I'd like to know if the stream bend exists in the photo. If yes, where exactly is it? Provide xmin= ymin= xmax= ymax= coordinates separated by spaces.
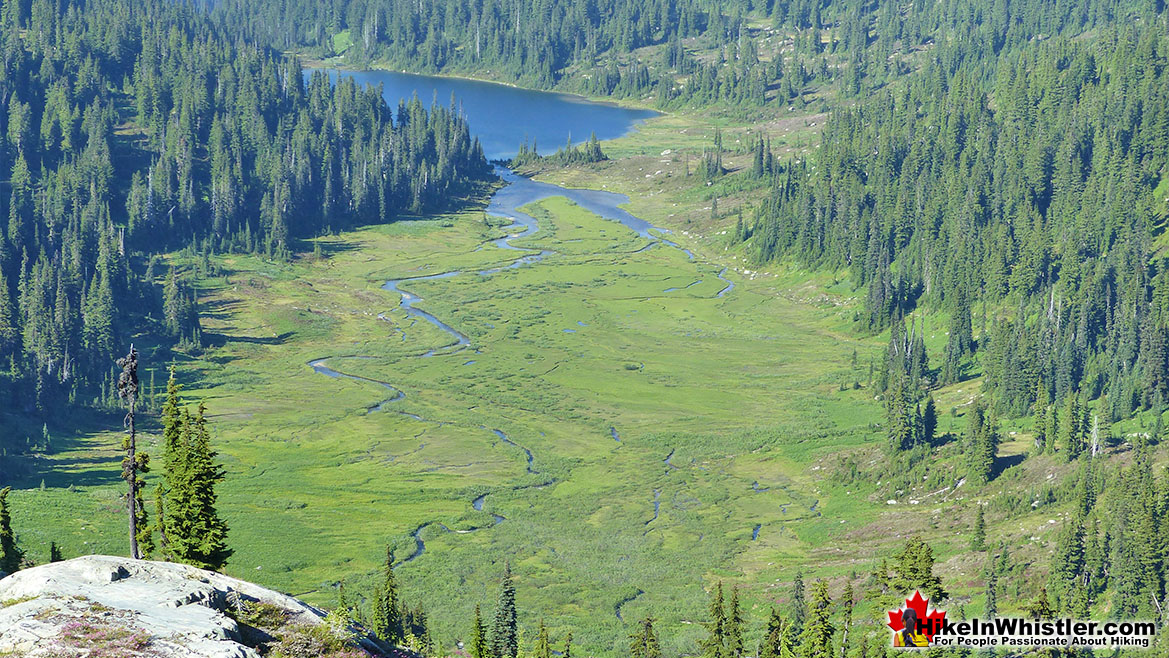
xmin=309 ymin=167 xmax=735 ymax=567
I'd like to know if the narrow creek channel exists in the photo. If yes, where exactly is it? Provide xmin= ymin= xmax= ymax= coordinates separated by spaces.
xmin=308 ymin=166 xmax=735 ymax=569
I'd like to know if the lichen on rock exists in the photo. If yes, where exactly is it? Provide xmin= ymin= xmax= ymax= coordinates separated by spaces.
xmin=0 ymin=555 xmax=388 ymax=658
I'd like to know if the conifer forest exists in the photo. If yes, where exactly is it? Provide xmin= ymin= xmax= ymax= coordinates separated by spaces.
xmin=3 ymin=0 xmax=1169 ymax=656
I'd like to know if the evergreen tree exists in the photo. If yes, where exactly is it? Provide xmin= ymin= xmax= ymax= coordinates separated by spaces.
xmin=335 ymin=580 xmax=353 ymax=622
xmin=838 ymin=581 xmax=854 ymax=658
xmin=893 ymin=536 xmax=946 ymax=601
xmin=971 ymin=505 xmax=987 ymax=551
xmin=965 ymin=404 xmax=999 ymax=485
xmin=1082 ymin=516 xmax=1107 ymax=606
xmin=156 ymin=367 xmax=184 ymax=556
xmin=372 ymin=546 xmax=402 ymax=644
xmin=758 ymin=607 xmax=795 ymax=658
xmin=789 ymin=572 xmax=807 ymax=638
xmin=885 ymin=374 xmax=914 ymax=452
xmin=797 ymin=580 xmax=834 ymax=658
xmin=162 ymin=268 xmax=183 ymax=340
xmin=153 ymin=485 xmax=168 ymax=556
xmin=1044 ymin=403 xmax=1059 ymax=454
xmin=866 ymin=559 xmax=891 ymax=601
xmin=0 ymin=487 xmax=23 ymax=574
xmin=0 ymin=271 xmax=16 ymax=363
xmin=726 ymin=587 xmax=744 ymax=658
xmin=535 ymin=619 xmax=552 ymax=658
xmin=1033 ymin=378 xmax=1050 ymax=453
xmin=920 ymin=396 xmax=938 ymax=446
xmin=630 ymin=617 xmax=662 ymax=658
xmin=472 ymin=605 xmax=488 ymax=658
xmin=155 ymin=369 xmax=229 ymax=570
xmin=491 ymin=562 xmax=518 ymax=658
xmin=1051 ymin=518 xmax=1086 ymax=614
xmin=1023 ymin=587 xmax=1055 ymax=619
xmin=701 ymin=581 xmax=727 ymax=658
xmin=183 ymin=404 xmax=230 ymax=569
xmin=1061 ymin=394 xmax=1082 ymax=461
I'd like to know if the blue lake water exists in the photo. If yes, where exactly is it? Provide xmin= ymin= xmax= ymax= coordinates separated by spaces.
xmin=311 ymin=69 xmax=659 ymax=160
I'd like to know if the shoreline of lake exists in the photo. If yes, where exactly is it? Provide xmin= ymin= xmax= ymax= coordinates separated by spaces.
xmin=308 ymin=67 xmax=660 ymax=161
xmin=295 ymin=54 xmax=667 ymax=115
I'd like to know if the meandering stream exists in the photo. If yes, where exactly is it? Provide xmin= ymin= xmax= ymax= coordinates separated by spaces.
xmin=307 ymin=166 xmax=738 ymax=573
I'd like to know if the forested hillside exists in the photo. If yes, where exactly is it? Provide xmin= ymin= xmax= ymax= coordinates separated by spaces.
xmin=740 ymin=14 xmax=1169 ymax=423
xmin=0 ymin=0 xmax=490 ymax=434
xmin=7 ymin=0 xmax=1169 ymax=654
xmin=211 ymin=0 xmax=1162 ymax=109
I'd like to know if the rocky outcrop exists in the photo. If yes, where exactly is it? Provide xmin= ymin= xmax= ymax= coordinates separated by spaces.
xmin=0 ymin=555 xmax=384 ymax=657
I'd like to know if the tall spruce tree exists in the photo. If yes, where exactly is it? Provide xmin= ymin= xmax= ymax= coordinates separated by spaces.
xmin=372 ymin=546 xmax=402 ymax=644
xmin=701 ymin=581 xmax=727 ymax=658
xmin=156 ymin=367 xmax=184 ymax=556
xmin=971 ymin=505 xmax=987 ymax=551
xmin=920 ymin=396 xmax=938 ymax=446
xmin=965 ymin=404 xmax=999 ymax=485
xmin=1061 ymin=394 xmax=1083 ymax=461
xmin=491 ymin=562 xmax=518 ymax=658
xmin=789 ymin=572 xmax=807 ymax=638
xmin=1023 ymin=587 xmax=1055 ymax=619
xmin=0 ymin=487 xmax=23 ymax=574
xmin=797 ymin=580 xmax=834 ymax=658
xmin=184 ymin=404 xmax=230 ymax=569
xmin=1044 ymin=403 xmax=1059 ymax=453
xmin=1033 ymin=378 xmax=1050 ymax=453
xmin=726 ymin=587 xmax=744 ymax=658
xmin=1050 ymin=518 xmax=1086 ymax=613
xmin=758 ymin=607 xmax=795 ymax=658
xmin=838 ymin=582 xmax=854 ymax=658
xmin=472 ymin=605 xmax=489 ymax=658
xmin=885 ymin=374 xmax=914 ymax=452
xmin=630 ymin=617 xmax=662 ymax=658
xmin=155 ymin=368 xmax=229 ymax=570
xmin=535 ymin=619 xmax=552 ymax=658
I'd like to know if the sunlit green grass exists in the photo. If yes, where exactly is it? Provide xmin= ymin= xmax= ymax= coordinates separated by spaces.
xmin=7 ymin=188 xmax=892 ymax=655
xmin=6 ymin=101 xmax=1091 ymax=654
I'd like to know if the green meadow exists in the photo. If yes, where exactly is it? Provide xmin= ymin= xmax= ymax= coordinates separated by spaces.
xmin=4 ymin=102 xmax=1099 ymax=654
xmin=6 ymin=171 xmax=899 ymax=653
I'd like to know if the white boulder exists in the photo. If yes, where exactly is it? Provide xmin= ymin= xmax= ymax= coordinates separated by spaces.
xmin=0 ymin=555 xmax=374 ymax=658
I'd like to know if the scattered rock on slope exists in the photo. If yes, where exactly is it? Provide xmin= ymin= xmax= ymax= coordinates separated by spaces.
xmin=0 ymin=555 xmax=389 ymax=657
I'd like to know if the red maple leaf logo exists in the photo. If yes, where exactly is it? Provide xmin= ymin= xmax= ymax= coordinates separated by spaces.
xmin=887 ymin=591 xmax=947 ymax=642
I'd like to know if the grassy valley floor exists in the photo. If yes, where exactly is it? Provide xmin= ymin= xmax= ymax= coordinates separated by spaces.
xmin=8 ymin=107 xmax=1080 ymax=655
xmin=8 ymin=167 xmax=891 ymax=653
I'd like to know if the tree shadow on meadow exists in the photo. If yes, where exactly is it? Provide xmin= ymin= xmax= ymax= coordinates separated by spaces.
xmin=0 ymin=410 xmax=129 ymax=491
xmin=201 ymin=331 xmax=294 ymax=349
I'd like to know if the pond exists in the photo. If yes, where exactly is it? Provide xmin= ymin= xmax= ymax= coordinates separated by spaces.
xmin=312 ymin=69 xmax=658 ymax=160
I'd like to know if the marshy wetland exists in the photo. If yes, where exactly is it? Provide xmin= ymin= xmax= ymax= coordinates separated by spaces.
xmin=13 ymin=75 xmax=886 ymax=655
